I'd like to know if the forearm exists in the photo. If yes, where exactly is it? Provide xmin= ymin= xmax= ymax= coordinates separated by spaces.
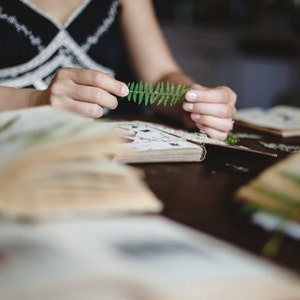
xmin=156 ymin=71 xmax=194 ymax=88
xmin=151 ymin=71 xmax=196 ymax=128
xmin=0 ymin=86 xmax=46 ymax=112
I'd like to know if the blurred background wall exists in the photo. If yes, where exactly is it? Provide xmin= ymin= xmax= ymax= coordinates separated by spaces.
xmin=152 ymin=0 xmax=300 ymax=109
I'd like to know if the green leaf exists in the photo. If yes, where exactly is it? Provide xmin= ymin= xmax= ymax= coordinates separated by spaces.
xmin=138 ymin=81 xmax=144 ymax=105
xmin=133 ymin=82 xmax=139 ymax=102
xmin=127 ymin=82 xmax=133 ymax=101
xmin=124 ymin=81 xmax=189 ymax=107
xmin=154 ymin=82 xmax=161 ymax=95
xmin=144 ymin=82 xmax=150 ymax=106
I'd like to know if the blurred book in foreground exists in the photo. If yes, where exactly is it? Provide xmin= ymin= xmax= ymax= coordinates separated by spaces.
xmin=0 ymin=106 xmax=162 ymax=218
xmin=234 ymin=105 xmax=300 ymax=137
xmin=1 ymin=215 xmax=300 ymax=300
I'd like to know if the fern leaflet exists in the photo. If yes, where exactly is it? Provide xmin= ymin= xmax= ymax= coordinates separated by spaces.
xmin=126 ymin=81 xmax=189 ymax=106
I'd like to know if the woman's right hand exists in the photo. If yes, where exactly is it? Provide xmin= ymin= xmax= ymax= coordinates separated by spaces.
xmin=39 ymin=68 xmax=129 ymax=118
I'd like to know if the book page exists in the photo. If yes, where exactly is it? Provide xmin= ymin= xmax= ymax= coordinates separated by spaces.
xmin=0 ymin=106 xmax=118 ymax=171
xmin=106 ymin=120 xmax=206 ymax=163
xmin=107 ymin=120 xmax=276 ymax=158
xmin=110 ymin=120 xmax=205 ymax=151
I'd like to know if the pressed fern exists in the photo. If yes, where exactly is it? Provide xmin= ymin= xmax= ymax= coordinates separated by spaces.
xmin=125 ymin=81 xmax=189 ymax=106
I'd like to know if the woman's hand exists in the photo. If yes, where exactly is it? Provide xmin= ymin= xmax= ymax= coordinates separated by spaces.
xmin=183 ymin=84 xmax=237 ymax=140
xmin=39 ymin=68 xmax=129 ymax=118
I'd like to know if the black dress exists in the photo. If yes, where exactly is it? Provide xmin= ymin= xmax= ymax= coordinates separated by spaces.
xmin=0 ymin=0 xmax=124 ymax=89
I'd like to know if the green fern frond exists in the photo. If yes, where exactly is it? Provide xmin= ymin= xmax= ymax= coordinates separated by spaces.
xmin=125 ymin=81 xmax=189 ymax=106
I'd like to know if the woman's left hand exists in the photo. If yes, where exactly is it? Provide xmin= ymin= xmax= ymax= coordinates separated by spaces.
xmin=182 ymin=84 xmax=237 ymax=141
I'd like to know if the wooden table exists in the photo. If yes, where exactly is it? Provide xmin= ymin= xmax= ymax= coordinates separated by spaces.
xmin=116 ymin=113 xmax=300 ymax=274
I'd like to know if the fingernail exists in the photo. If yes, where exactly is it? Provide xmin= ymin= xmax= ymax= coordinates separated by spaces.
xmin=191 ymin=113 xmax=200 ymax=120
xmin=121 ymin=85 xmax=129 ymax=96
xmin=186 ymin=91 xmax=197 ymax=101
xmin=183 ymin=102 xmax=193 ymax=111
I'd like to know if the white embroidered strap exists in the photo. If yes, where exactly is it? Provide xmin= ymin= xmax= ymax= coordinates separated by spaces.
xmin=1 ymin=31 xmax=115 ymax=89
xmin=81 ymin=0 xmax=119 ymax=52
xmin=0 ymin=6 xmax=44 ymax=52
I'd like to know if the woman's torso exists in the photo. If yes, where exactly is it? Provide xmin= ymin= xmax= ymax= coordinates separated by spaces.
xmin=0 ymin=0 xmax=124 ymax=89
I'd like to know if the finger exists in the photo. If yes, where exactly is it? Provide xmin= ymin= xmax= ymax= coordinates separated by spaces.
xmin=196 ymin=124 xmax=229 ymax=141
xmin=191 ymin=113 xmax=234 ymax=133
xmin=183 ymin=102 xmax=236 ymax=119
xmin=52 ymin=97 xmax=105 ymax=118
xmin=71 ymin=84 xmax=119 ymax=110
xmin=186 ymin=86 xmax=236 ymax=104
xmin=55 ymin=68 xmax=129 ymax=97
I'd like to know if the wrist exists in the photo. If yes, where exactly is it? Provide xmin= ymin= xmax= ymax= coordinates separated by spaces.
xmin=28 ymin=89 xmax=49 ymax=107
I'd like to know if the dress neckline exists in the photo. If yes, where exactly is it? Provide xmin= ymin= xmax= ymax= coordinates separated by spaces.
xmin=19 ymin=0 xmax=92 ymax=29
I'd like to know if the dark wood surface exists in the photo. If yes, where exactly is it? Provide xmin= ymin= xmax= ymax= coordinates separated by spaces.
xmin=114 ymin=113 xmax=300 ymax=274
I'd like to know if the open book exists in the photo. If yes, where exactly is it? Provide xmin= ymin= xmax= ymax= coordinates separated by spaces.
xmin=107 ymin=120 xmax=207 ymax=163
xmin=234 ymin=105 xmax=300 ymax=137
xmin=0 ymin=106 xmax=162 ymax=218
xmin=105 ymin=119 xmax=277 ymax=161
